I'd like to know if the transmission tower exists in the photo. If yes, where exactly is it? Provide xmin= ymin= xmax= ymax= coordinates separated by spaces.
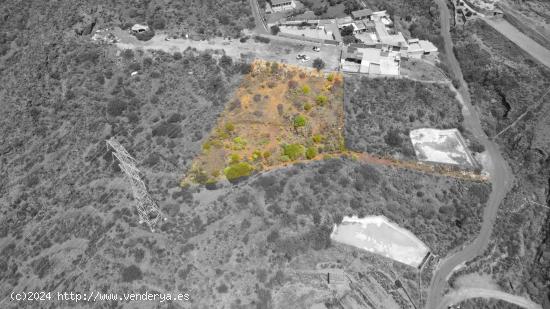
xmin=106 ymin=138 xmax=163 ymax=231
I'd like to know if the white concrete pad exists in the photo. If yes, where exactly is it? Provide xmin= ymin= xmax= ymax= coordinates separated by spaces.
xmin=331 ymin=215 xmax=430 ymax=267
xmin=409 ymin=128 xmax=475 ymax=168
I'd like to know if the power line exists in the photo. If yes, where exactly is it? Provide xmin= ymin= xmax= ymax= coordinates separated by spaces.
xmin=106 ymin=138 xmax=164 ymax=231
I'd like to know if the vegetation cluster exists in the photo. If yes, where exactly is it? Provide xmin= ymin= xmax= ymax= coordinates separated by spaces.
xmin=186 ymin=61 xmax=345 ymax=183
xmin=0 ymin=0 xmax=253 ymax=44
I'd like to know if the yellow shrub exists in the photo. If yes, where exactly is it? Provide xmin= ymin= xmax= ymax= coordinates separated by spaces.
xmin=229 ymin=153 xmax=241 ymax=164
xmin=225 ymin=122 xmax=235 ymax=132
xmin=316 ymin=95 xmax=328 ymax=106
xmin=312 ymin=134 xmax=324 ymax=143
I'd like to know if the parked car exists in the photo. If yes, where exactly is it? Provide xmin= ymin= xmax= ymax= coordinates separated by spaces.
xmin=296 ymin=54 xmax=311 ymax=62
xmin=312 ymin=46 xmax=320 ymax=52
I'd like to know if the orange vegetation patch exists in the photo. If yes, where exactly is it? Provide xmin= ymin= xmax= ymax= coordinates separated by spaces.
xmin=183 ymin=60 xmax=345 ymax=184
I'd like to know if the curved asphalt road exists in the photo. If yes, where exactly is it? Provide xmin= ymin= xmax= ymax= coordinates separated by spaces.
xmin=425 ymin=0 xmax=515 ymax=308
xmin=249 ymin=0 xmax=269 ymax=34
xmin=441 ymin=288 xmax=543 ymax=309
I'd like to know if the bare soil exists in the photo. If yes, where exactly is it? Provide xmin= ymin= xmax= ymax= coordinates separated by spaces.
xmin=185 ymin=60 xmax=344 ymax=184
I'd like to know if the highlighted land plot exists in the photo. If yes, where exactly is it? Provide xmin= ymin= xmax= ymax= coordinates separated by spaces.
xmin=331 ymin=216 xmax=430 ymax=268
xmin=409 ymin=128 xmax=476 ymax=168
xmin=184 ymin=60 xmax=345 ymax=184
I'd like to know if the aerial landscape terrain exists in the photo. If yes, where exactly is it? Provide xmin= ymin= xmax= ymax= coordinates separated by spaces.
xmin=0 ymin=0 xmax=549 ymax=308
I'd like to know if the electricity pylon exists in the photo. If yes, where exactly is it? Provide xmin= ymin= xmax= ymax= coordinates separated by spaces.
xmin=106 ymin=138 xmax=162 ymax=231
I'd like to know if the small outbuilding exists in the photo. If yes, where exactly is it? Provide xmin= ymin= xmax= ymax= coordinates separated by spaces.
xmin=131 ymin=24 xmax=150 ymax=33
xmin=268 ymin=0 xmax=296 ymax=12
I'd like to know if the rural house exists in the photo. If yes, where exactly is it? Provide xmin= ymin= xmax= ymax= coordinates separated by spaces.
xmin=268 ymin=0 xmax=296 ymax=12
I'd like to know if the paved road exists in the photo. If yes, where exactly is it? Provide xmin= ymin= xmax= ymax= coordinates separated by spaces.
xmin=425 ymin=0 xmax=515 ymax=308
xmin=249 ymin=0 xmax=269 ymax=34
xmin=483 ymin=17 xmax=550 ymax=69
xmin=441 ymin=288 xmax=543 ymax=309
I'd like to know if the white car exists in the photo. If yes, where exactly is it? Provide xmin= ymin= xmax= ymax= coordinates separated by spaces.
xmin=312 ymin=46 xmax=320 ymax=52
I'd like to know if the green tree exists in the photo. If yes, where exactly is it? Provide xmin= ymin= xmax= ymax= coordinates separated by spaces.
xmin=225 ymin=122 xmax=235 ymax=132
xmin=293 ymin=115 xmax=307 ymax=128
xmin=306 ymin=146 xmax=318 ymax=159
xmin=384 ymin=128 xmax=403 ymax=147
xmin=312 ymin=58 xmax=325 ymax=71
xmin=229 ymin=153 xmax=241 ymax=164
xmin=312 ymin=134 xmax=324 ymax=143
xmin=224 ymin=162 xmax=254 ymax=180
xmin=121 ymin=265 xmax=143 ymax=282
xmin=220 ymin=55 xmax=233 ymax=67
xmin=316 ymin=95 xmax=328 ymax=106
xmin=341 ymin=25 xmax=354 ymax=37
xmin=270 ymin=25 xmax=280 ymax=35
xmin=283 ymin=144 xmax=305 ymax=160
xmin=344 ymin=0 xmax=361 ymax=14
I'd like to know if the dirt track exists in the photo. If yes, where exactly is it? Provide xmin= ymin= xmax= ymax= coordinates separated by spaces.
xmin=113 ymin=29 xmax=342 ymax=71
xmin=483 ymin=17 xmax=550 ymax=68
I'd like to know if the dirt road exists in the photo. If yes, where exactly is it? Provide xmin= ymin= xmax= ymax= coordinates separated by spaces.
xmin=113 ymin=29 xmax=341 ymax=71
xmin=441 ymin=288 xmax=543 ymax=309
xmin=483 ymin=17 xmax=550 ymax=69
xmin=425 ymin=0 xmax=515 ymax=308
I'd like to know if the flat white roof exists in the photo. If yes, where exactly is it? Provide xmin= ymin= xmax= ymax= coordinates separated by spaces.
xmin=408 ymin=41 xmax=424 ymax=54
xmin=419 ymin=40 xmax=438 ymax=53
xmin=359 ymin=48 xmax=399 ymax=75
xmin=374 ymin=20 xmax=407 ymax=47
xmin=372 ymin=10 xmax=387 ymax=16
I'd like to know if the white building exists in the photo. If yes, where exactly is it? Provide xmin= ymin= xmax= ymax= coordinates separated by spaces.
xmin=342 ymin=47 xmax=400 ymax=76
xmin=131 ymin=24 xmax=149 ymax=33
xmin=268 ymin=0 xmax=296 ymax=12
xmin=406 ymin=38 xmax=439 ymax=58
xmin=359 ymin=48 xmax=400 ymax=75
